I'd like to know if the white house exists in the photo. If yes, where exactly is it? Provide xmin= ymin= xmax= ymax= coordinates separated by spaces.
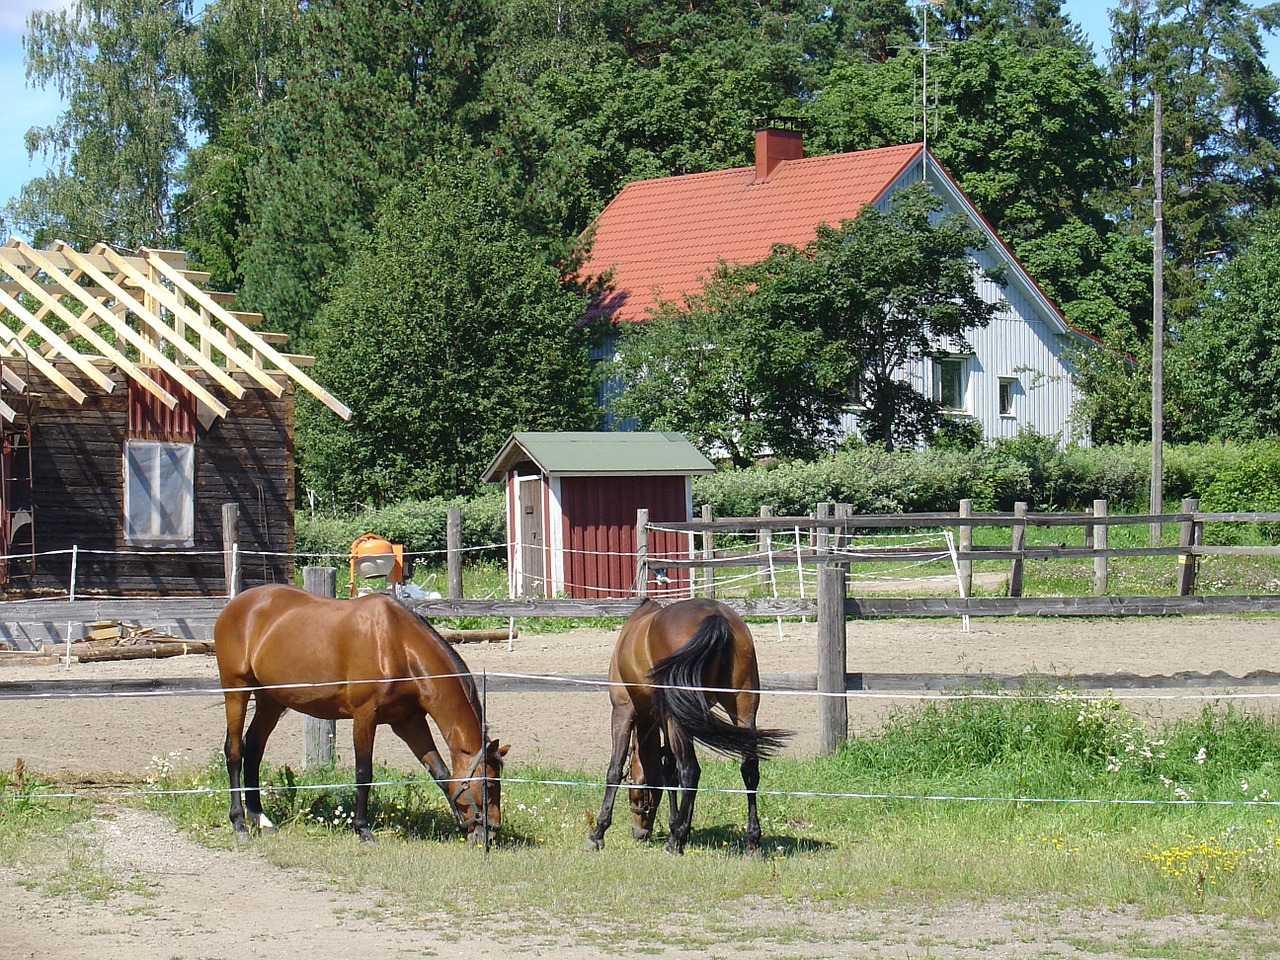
xmin=580 ymin=122 xmax=1097 ymax=445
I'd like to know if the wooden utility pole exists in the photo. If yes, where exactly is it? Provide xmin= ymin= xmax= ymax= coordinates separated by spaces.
xmin=1150 ymin=91 xmax=1165 ymax=546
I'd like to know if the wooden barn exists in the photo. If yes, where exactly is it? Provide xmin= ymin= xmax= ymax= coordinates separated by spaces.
xmin=0 ymin=239 xmax=350 ymax=597
xmin=482 ymin=432 xmax=714 ymax=599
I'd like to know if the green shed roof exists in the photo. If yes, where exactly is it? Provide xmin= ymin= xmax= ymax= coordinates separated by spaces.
xmin=482 ymin=432 xmax=714 ymax=481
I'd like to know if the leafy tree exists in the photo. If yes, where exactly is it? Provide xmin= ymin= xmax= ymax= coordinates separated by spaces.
xmin=238 ymin=0 xmax=499 ymax=342
xmin=1173 ymin=208 xmax=1280 ymax=441
xmin=10 ymin=0 xmax=196 ymax=248
xmin=1106 ymin=0 xmax=1280 ymax=325
xmin=174 ymin=0 xmax=305 ymax=289
xmin=299 ymin=157 xmax=598 ymax=504
xmin=608 ymin=261 xmax=853 ymax=467
xmin=610 ymin=183 xmax=1002 ymax=458
xmin=828 ymin=0 xmax=918 ymax=64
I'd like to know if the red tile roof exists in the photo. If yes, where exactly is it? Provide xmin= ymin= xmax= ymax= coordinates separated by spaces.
xmin=583 ymin=142 xmax=924 ymax=322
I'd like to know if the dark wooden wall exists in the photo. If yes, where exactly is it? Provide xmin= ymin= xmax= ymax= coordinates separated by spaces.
xmin=7 ymin=364 xmax=295 ymax=597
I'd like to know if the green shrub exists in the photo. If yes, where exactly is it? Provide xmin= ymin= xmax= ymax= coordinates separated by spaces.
xmin=1201 ymin=443 xmax=1280 ymax=543
xmin=296 ymin=489 xmax=506 ymax=560
xmin=692 ymin=439 xmax=1276 ymax=518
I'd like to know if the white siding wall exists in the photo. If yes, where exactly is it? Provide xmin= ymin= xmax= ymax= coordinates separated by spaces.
xmin=836 ymin=157 xmax=1088 ymax=446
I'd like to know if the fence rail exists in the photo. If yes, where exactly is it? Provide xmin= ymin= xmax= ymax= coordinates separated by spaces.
xmin=643 ymin=497 xmax=1280 ymax=599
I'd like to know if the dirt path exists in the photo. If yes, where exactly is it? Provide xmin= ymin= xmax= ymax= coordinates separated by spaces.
xmin=2 ymin=615 xmax=1279 ymax=957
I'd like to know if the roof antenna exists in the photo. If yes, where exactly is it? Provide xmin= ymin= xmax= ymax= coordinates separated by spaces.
xmin=917 ymin=0 xmax=947 ymax=183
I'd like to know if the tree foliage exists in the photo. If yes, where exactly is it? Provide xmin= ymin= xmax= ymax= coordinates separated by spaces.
xmin=299 ymin=158 xmax=598 ymax=504
xmin=611 ymin=184 xmax=1002 ymax=460
xmin=11 ymin=0 xmax=195 ymax=247
xmin=1173 ymin=208 xmax=1280 ymax=441
xmin=10 ymin=0 xmax=1280 ymax=455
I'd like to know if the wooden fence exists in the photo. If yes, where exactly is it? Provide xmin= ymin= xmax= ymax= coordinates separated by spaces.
xmin=637 ymin=497 xmax=1280 ymax=602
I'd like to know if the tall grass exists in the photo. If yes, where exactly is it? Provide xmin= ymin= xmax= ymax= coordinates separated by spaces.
xmin=15 ymin=689 xmax=1278 ymax=953
xmin=117 ymin=688 xmax=1280 ymax=935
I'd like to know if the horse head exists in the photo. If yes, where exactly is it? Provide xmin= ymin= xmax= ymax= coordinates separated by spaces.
xmin=626 ymin=747 xmax=669 ymax=840
xmin=451 ymin=738 xmax=508 ymax=844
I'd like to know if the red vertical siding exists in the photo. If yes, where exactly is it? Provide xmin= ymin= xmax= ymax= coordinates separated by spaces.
xmin=128 ymin=368 xmax=197 ymax=441
xmin=560 ymin=475 xmax=691 ymax=599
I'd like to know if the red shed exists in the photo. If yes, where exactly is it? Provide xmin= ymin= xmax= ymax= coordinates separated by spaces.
xmin=482 ymin=432 xmax=714 ymax=599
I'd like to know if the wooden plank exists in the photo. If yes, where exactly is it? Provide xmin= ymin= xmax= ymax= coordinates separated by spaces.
xmin=0 ymin=286 xmax=120 ymax=395
xmin=669 ymin=511 xmax=1197 ymax=534
xmin=0 ymin=337 xmax=88 ymax=403
xmin=48 ymin=242 xmax=231 ymax=417
xmin=90 ymin=243 xmax=281 ymax=398
xmin=5 ymin=244 xmax=180 ymax=409
xmin=146 ymin=253 xmax=351 ymax=420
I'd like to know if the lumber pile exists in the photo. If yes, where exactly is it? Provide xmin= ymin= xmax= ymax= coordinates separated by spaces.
xmin=49 ymin=621 xmax=215 ymax=663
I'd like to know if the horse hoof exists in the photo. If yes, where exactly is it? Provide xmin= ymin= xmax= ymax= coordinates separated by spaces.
xmin=233 ymin=830 xmax=250 ymax=846
xmin=663 ymin=843 xmax=684 ymax=857
xmin=259 ymin=824 xmax=277 ymax=836
xmin=357 ymin=830 xmax=377 ymax=844
xmin=583 ymin=837 xmax=604 ymax=852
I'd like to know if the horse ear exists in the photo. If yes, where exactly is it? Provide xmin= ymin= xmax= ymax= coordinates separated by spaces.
xmin=490 ymin=739 xmax=509 ymax=757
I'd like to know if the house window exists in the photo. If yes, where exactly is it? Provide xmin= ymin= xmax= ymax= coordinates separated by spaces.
xmin=935 ymin=357 xmax=969 ymax=412
xmin=999 ymin=377 xmax=1018 ymax=417
xmin=123 ymin=440 xmax=195 ymax=545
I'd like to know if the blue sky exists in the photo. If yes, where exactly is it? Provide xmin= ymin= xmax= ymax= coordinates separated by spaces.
xmin=1 ymin=1 xmax=1278 ymax=240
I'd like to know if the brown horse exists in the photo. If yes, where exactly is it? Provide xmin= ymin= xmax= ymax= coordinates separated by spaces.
xmin=214 ymin=584 xmax=506 ymax=845
xmin=584 ymin=598 xmax=789 ymax=855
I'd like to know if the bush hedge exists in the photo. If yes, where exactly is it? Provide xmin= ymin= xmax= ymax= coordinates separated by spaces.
xmin=296 ymin=439 xmax=1277 ymax=556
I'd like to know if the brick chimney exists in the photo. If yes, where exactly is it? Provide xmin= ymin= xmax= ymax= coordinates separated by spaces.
xmin=754 ymin=118 xmax=803 ymax=182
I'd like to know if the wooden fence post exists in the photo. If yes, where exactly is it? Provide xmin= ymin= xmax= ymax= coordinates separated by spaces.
xmin=1177 ymin=498 xmax=1200 ymax=596
xmin=701 ymin=503 xmax=716 ymax=599
xmin=958 ymin=499 xmax=973 ymax=597
xmin=815 ymin=501 xmax=832 ymax=559
xmin=834 ymin=502 xmax=852 ymax=554
xmin=817 ymin=564 xmax=848 ymax=755
xmin=1009 ymin=501 xmax=1027 ymax=598
xmin=758 ymin=505 xmax=773 ymax=559
xmin=302 ymin=566 xmax=337 ymax=767
xmin=446 ymin=506 xmax=463 ymax=599
xmin=635 ymin=508 xmax=649 ymax=598
xmin=1093 ymin=499 xmax=1109 ymax=596
xmin=222 ymin=503 xmax=241 ymax=598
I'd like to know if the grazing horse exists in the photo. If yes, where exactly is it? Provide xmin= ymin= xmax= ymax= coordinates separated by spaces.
xmin=584 ymin=598 xmax=789 ymax=855
xmin=214 ymin=584 xmax=506 ymax=844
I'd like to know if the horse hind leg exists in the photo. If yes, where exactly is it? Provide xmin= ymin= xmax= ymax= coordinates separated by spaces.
xmin=223 ymin=688 xmax=252 ymax=841
xmin=351 ymin=710 xmax=378 ymax=843
xmin=241 ymin=694 xmax=287 ymax=833
xmin=663 ymin=726 xmax=701 ymax=856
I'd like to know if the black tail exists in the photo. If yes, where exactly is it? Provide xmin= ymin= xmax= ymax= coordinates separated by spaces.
xmin=649 ymin=613 xmax=790 ymax=761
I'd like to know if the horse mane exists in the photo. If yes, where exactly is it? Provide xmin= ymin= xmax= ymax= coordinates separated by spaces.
xmin=404 ymin=602 xmax=503 ymax=770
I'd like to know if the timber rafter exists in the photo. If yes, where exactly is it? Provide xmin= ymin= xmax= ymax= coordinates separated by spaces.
xmin=0 ymin=238 xmax=352 ymax=422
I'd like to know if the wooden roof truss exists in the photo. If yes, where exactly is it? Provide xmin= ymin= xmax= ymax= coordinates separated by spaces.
xmin=0 ymin=238 xmax=351 ymax=423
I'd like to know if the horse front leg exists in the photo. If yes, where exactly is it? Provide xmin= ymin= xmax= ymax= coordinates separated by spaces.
xmin=664 ymin=728 xmax=701 ymax=856
xmin=351 ymin=711 xmax=378 ymax=843
xmin=584 ymin=699 xmax=635 ymax=851
xmin=391 ymin=716 xmax=464 ymax=834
